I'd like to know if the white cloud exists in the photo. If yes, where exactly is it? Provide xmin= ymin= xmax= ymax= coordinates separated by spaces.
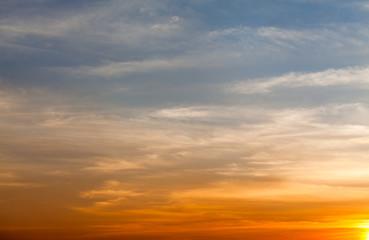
xmin=257 ymin=26 xmax=323 ymax=42
xmin=151 ymin=107 xmax=211 ymax=119
xmin=151 ymin=16 xmax=181 ymax=31
xmin=147 ymin=106 xmax=272 ymax=127
xmin=205 ymin=25 xmax=367 ymax=51
xmin=229 ymin=65 xmax=369 ymax=94
xmin=352 ymin=1 xmax=369 ymax=11
xmin=315 ymin=103 xmax=369 ymax=126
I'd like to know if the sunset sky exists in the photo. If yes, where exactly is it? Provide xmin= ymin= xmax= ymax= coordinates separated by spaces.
xmin=1 ymin=0 xmax=369 ymax=239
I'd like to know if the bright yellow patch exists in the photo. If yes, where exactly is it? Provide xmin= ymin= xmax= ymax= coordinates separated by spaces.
xmin=365 ymin=231 xmax=369 ymax=240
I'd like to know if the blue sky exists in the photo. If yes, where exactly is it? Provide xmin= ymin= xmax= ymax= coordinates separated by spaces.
xmin=2 ymin=1 xmax=367 ymax=111
xmin=1 ymin=1 xmax=369 ymax=239
xmin=2 ymin=1 xmax=369 ymax=87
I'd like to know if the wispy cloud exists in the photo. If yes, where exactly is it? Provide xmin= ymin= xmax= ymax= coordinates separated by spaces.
xmin=0 ymin=1 xmax=188 ymax=59
xmin=229 ymin=65 xmax=369 ymax=94
xmin=60 ymin=55 xmax=223 ymax=77
xmin=80 ymin=180 xmax=141 ymax=207
xmin=2 ymin=1 xmax=369 ymax=238
xmin=351 ymin=1 xmax=369 ymax=11
xmin=84 ymin=157 xmax=144 ymax=172
xmin=0 ymin=172 xmax=42 ymax=188
xmin=150 ymin=107 xmax=211 ymax=119
xmin=0 ymin=1 xmax=182 ymax=39
xmin=257 ymin=27 xmax=322 ymax=42
xmin=364 ymin=2 xmax=369 ymax=10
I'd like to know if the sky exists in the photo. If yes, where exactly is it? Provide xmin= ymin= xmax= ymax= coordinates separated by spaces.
xmin=1 ymin=0 xmax=369 ymax=239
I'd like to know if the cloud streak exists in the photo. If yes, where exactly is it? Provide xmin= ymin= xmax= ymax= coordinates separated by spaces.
xmin=80 ymin=180 xmax=141 ymax=207
xmin=229 ymin=65 xmax=369 ymax=94
xmin=60 ymin=55 xmax=223 ymax=77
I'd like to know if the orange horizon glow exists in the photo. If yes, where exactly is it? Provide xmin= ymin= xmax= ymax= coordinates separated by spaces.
xmin=2 ymin=108 xmax=369 ymax=240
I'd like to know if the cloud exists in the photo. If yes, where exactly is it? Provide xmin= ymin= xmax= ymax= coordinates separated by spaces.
xmin=0 ymin=1 xmax=188 ymax=57
xmin=62 ymin=58 xmax=194 ymax=77
xmin=80 ymin=180 xmax=141 ymax=207
xmin=352 ymin=1 xmax=369 ymax=11
xmin=151 ymin=107 xmax=211 ymax=119
xmin=0 ymin=172 xmax=42 ymax=187
xmin=3 ymin=2 xmax=369 ymax=238
xmin=45 ymin=23 xmax=369 ymax=81
xmin=228 ymin=65 xmax=369 ymax=94
xmin=170 ymin=180 xmax=369 ymax=202
xmin=147 ymin=106 xmax=272 ymax=127
xmin=44 ymin=171 xmax=71 ymax=176
xmin=151 ymin=16 xmax=181 ymax=31
xmin=364 ymin=2 xmax=369 ymax=10
xmin=257 ymin=27 xmax=322 ymax=42
xmin=205 ymin=24 xmax=369 ymax=53
xmin=54 ymin=51 xmax=228 ymax=77
xmin=84 ymin=157 xmax=144 ymax=172
xmin=314 ymin=103 xmax=369 ymax=126
xmin=3 ymin=0 xmax=369 ymax=79
xmin=0 ymin=82 xmax=25 ymax=110
xmin=2 ymin=76 xmax=369 ymax=233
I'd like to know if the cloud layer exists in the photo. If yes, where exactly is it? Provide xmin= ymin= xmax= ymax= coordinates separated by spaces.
xmin=2 ymin=1 xmax=369 ymax=240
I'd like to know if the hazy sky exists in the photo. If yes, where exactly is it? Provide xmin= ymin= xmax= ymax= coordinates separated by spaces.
xmin=1 ymin=1 xmax=369 ymax=240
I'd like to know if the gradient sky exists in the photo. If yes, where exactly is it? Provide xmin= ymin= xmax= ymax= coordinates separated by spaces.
xmin=1 ymin=1 xmax=369 ymax=240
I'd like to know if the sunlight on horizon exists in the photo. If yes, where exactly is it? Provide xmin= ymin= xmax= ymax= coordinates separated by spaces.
xmin=363 ymin=230 xmax=369 ymax=240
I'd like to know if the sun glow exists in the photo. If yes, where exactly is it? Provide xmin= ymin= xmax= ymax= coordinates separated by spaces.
xmin=357 ymin=222 xmax=369 ymax=240
xmin=357 ymin=221 xmax=369 ymax=229
xmin=364 ymin=231 xmax=369 ymax=240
